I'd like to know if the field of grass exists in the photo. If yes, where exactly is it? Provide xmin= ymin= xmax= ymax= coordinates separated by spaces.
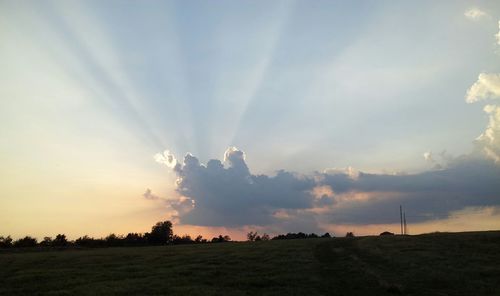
xmin=1 ymin=231 xmax=499 ymax=295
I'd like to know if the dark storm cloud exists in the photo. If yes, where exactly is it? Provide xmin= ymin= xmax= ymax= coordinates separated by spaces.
xmin=172 ymin=148 xmax=316 ymax=227
xmin=154 ymin=148 xmax=500 ymax=228
xmin=320 ymin=155 xmax=500 ymax=224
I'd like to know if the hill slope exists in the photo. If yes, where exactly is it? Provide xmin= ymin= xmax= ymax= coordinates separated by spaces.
xmin=1 ymin=231 xmax=499 ymax=295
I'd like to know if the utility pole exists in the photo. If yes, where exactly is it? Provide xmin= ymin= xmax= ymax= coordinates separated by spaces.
xmin=403 ymin=211 xmax=407 ymax=235
xmin=400 ymin=205 xmax=403 ymax=235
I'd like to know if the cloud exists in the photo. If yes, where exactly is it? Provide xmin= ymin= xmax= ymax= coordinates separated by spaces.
xmin=145 ymin=13 xmax=500 ymax=234
xmin=465 ymin=73 xmax=500 ymax=162
xmin=149 ymin=146 xmax=500 ymax=231
xmin=464 ymin=8 xmax=487 ymax=20
xmin=466 ymin=73 xmax=500 ymax=103
xmin=476 ymin=104 xmax=500 ymax=162
xmin=319 ymin=156 xmax=500 ymax=224
xmin=142 ymin=188 xmax=195 ymax=222
xmin=423 ymin=151 xmax=445 ymax=169
xmin=323 ymin=166 xmax=359 ymax=179
xmin=143 ymin=188 xmax=160 ymax=200
xmin=170 ymin=147 xmax=316 ymax=227
xmin=154 ymin=150 xmax=177 ymax=168
xmin=423 ymin=151 xmax=432 ymax=162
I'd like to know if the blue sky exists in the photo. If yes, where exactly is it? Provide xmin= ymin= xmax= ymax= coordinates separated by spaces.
xmin=1 ymin=0 xmax=500 ymax=239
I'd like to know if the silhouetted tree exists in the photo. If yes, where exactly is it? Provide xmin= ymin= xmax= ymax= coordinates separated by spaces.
xmin=106 ymin=233 xmax=124 ymax=247
xmin=13 ymin=236 xmax=37 ymax=248
xmin=39 ymin=236 xmax=53 ymax=247
xmin=248 ymin=231 xmax=270 ymax=241
xmin=247 ymin=231 xmax=258 ymax=242
xmin=53 ymin=234 xmax=68 ymax=247
xmin=75 ymin=235 xmax=105 ymax=248
xmin=0 ymin=236 xmax=13 ymax=248
xmin=124 ymin=233 xmax=147 ymax=246
xmin=173 ymin=234 xmax=194 ymax=245
xmin=346 ymin=232 xmax=355 ymax=238
xmin=75 ymin=235 xmax=91 ymax=246
xmin=211 ymin=235 xmax=231 ymax=243
xmin=272 ymin=232 xmax=326 ymax=240
xmin=148 ymin=220 xmax=173 ymax=245
xmin=194 ymin=235 xmax=204 ymax=243
xmin=321 ymin=232 xmax=332 ymax=238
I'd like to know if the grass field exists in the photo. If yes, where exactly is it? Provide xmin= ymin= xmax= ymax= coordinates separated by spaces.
xmin=1 ymin=231 xmax=499 ymax=295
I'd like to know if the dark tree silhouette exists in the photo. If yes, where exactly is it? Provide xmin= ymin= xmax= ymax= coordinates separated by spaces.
xmin=0 ymin=236 xmax=13 ymax=248
xmin=124 ymin=233 xmax=147 ymax=246
xmin=211 ymin=235 xmax=231 ymax=243
xmin=105 ymin=234 xmax=123 ymax=247
xmin=173 ymin=234 xmax=194 ymax=244
xmin=247 ymin=231 xmax=258 ymax=242
xmin=53 ymin=234 xmax=68 ymax=247
xmin=13 ymin=236 xmax=37 ymax=248
xmin=272 ymin=232 xmax=331 ymax=240
xmin=346 ymin=232 xmax=355 ymax=238
xmin=75 ymin=235 xmax=105 ymax=248
xmin=321 ymin=232 xmax=332 ymax=238
xmin=147 ymin=220 xmax=173 ymax=245
xmin=39 ymin=236 xmax=53 ymax=247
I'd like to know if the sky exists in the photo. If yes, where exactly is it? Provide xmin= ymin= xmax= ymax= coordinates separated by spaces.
xmin=1 ymin=0 xmax=500 ymax=240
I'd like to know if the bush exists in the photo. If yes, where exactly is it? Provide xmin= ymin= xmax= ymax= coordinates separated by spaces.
xmin=380 ymin=231 xmax=394 ymax=236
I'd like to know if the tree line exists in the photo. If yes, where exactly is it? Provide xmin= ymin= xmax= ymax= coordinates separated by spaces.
xmin=0 ymin=221 xmax=227 ymax=249
xmin=0 ymin=220 xmax=334 ymax=249
xmin=247 ymin=231 xmax=332 ymax=241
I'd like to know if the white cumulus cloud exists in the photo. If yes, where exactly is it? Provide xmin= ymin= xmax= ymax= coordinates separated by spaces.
xmin=154 ymin=150 xmax=177 ymax=168
xmin=466 ymin=73 xmax=500 ymax=103
xmin=466 ymin=73 xmax=500 ymax=162
xmin=476 ymin=105 xmax=500 ymax=162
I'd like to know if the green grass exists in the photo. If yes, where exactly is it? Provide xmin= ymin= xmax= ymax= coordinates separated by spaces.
xmin=1 ymin=231 xmax=499 ymax=295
